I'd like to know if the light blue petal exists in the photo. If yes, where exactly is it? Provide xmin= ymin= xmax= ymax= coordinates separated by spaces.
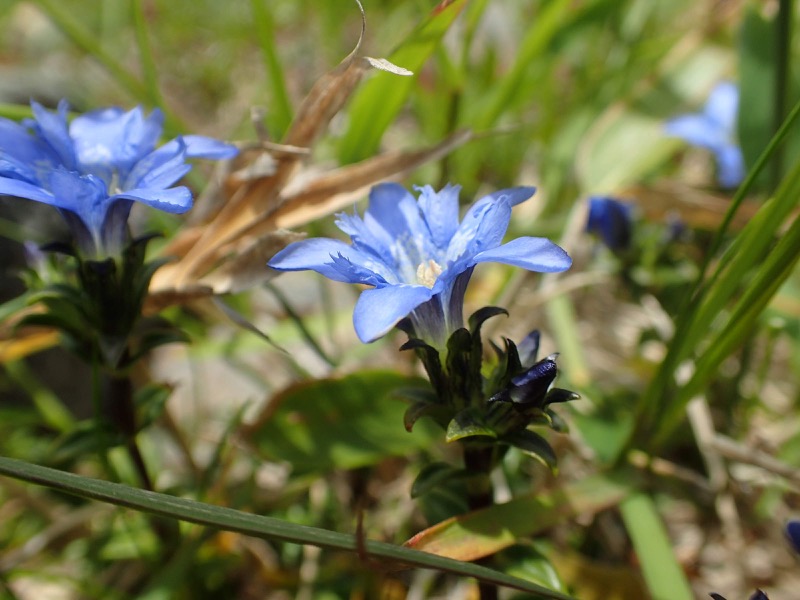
xmin=70 ymin=106 xmax=164 ymax=178
xmin=714 ymin=144 xmax=745 ymax=189
xmin=365 ymin=182 xmax=432 ymax=251
xmin=353 ymin=284 xmax=433 ymax=343
xmin=0 ymin=177 xmax=55 ymax=204
xmin=416 ymin=184 xmax=460 ymax=249
xmin=181 ymin=135 xmax=239 ymax=159
xmin=31 ymin=100 xmax=76 ymax=170
xmin=269 ymin=238 xmax=385 ymax=283
xmin=110 ymin=185 xmax=193 ymax=214
xmin=48 ymin=169 xmax=109 ymax=234
xmin=474 ymin=237 xmax=572 ymax=272
xmin=335 ymin=211 xmax=393 ymax=263
xmin=665 ymin=114 xmax=724 ymax=150
xmin=704 ymin=82 xmax=738 ymax=132
xmin=0 ymin=119 xmax=54 ymax=169
xmin=446 ymin=196 xmax=512 ymax=263
xmin=478 ymin=186 xmax=536 ymax=208
xmin=123 ymin=139 xmax=191 ymax=190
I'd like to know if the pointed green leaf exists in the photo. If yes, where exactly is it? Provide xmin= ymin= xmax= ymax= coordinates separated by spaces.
xmin=338 ymin=0 xmax=467 ymax=163
xmin=501 ymin=429 xmax=558 ymax=472
xmin=446 ymin=407 xmax=497 ymax=442
xmin=244 ymin=370 xmax=439 ymax=472
xmin=411 ymin=462 xmax=466 ymax=499
xmin=405 ymin=471 xmax=636 ymax=562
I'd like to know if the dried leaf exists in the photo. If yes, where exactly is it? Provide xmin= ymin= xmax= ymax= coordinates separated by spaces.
xmin=622 ymin=181 xmax=762 ymax=230
xmin=198 ymin=229 xmax=305 ymax=294
xmin=362 ymin=57 xmax=413 ymax=76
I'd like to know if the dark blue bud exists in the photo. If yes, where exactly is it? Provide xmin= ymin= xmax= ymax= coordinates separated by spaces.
xmin=586 ymin=196 xmax=634 ymax=251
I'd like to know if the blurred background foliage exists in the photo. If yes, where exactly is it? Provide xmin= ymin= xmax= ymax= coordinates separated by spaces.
xmin=2 ymin=0 xmax=800 ymax=598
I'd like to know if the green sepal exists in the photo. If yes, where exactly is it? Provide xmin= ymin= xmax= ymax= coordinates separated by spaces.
xmin=501 ymin=429 xmax=558 ymax=472
xmin=446 ymin=406 xmax=497 ymax=442
xmin=411 ymin=461 xmax=467 ymax=498
xmin=134 ymin=382 xmax=173 ymax=430
xmin=445 ymin=327 xmax=475 ymax=407
xmin=400 ymin=338 xmax=447 ymax=400
xmin=544 ymin=388 xmax=580 ymax=406
xmin=545 ymin=408 xmax=569 ymax=434
xmin=123 ymin=316 xmax=191 ymax=367
xmin=468 ymin=306 xmax=508 ymax=333
xmin=404 ymin=399 xmax=452 ymax=432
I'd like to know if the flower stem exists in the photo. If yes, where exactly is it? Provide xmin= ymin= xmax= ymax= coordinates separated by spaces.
xmin=463 ymin=443 xmax=499 ymax=600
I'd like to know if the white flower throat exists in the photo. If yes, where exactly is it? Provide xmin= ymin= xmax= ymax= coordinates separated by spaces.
xmin=416 ymin=259 xmax=443 ymax=288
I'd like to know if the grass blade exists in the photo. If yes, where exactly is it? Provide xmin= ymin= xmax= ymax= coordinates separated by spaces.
xmin=0 ymin=456 xmax=575 ymax=599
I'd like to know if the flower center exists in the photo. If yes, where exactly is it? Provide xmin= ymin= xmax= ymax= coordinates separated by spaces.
xmin=416 ymin=259 xmax=443 ymax=288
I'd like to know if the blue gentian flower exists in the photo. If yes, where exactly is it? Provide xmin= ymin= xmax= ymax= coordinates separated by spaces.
xmin=665 ymin=81 xmax=745 ymax=189
xmin=268 ymin=183 xmax=572 ymax=345
xmin=585 ymin=196 xmax=633 ymax=251
xmin=786 ymin=520 xmax=800 ymax=555
xmin=0 ymin=100 xmax=238 ymax=255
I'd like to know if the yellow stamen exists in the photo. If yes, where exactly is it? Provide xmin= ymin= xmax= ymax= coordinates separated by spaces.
xmin=416 ymin=259 xmax=443 ymax=288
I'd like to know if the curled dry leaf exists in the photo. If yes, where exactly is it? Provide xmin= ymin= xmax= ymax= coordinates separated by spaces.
xmin=146 ymin=0 xmax=469 ymax=313
xmin=621 ymin=181 xmax=762 ymax=231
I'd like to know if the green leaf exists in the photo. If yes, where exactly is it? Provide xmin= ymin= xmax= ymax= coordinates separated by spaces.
xmin=0 ymin=456 xmax=576 ymax=599
xmin=244 ymin=370 xmax=439 ymax=472
xmin=497 ymin=544 xmax=568 ymax=596
xmin=501 ymin=429 xmax=557 ymax=472
xmin=405 ymin=471 xmax=635 ymax=562
xmin=134 ymin=383 xmax=173 ymax=431
xmin=619 ymin=493 xmax=694 ymax=600
xmin=403 ymin=399 xmax=450 ymax=433
xmin=337 ymin=0 xmax=467 ymax=163
xmin=411 ymin=462 xmax=466 ymax=499
xmin=445 ymin=407 xmax=497 ymax=442
xmin=739 ymin=7 xmax=777 ymax=180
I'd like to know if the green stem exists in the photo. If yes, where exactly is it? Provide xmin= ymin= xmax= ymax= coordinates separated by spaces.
xmin=772 ymin=0 xmax=792 ymax=189
xmin=463 ymin=443 xmax=498 ymax=600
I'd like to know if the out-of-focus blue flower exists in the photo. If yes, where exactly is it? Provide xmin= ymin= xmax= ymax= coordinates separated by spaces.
xmin=268 ymin=183 xmax=572 ymax=345
xmin=585 ymin=196 xmax=633 ymax=251
xmin=0 ymin=100 xmax=238 ymax=255
xmin=786 ymin=520 xmax=800 ymax=555
xmin=665 ymin=82 xmax=745 ymax=189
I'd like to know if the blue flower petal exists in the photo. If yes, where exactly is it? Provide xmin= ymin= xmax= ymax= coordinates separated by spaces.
xmin=665 ymin=114 xmax=723 ymax=150
xmin=70 ymin=106 xmax=162 ymax=176
xmin=416 ymin=184 xmax=460 ymax=249
xmin=714 ymin=143 xmax=745 ymax=189
xmin=0 ymin=119 xmax=55 ymax=170
xmin=269 ymin=238 xmax=386 ymax=283
xmin=110 ymin=185 xmax=193 ymax=214
xmin=181 ymin=135 xmax=239 ymax=159
xmin=31 ymin=100 xmax=76 ymax=170
xmin=365 ymin=182 xmax=434 ymax=253
xmin=124 ymin=139 xmax=192 ymax=190
xmin=48 ymin=169 xmax=109 ymax=234
xmin=0 ymin=176 xmax=55 ymax=204
xmin=353 ymin=284 xmax=433 ymax=343
xmin=473 ymin=237 xmax=572 ymax=272
xmin=479 ymin=186 xmax=536 ymax=208
xmin=704 ymin=81 xmax=738 ymax=132
xmin=447 ymin=196 xmax=512 ymax=263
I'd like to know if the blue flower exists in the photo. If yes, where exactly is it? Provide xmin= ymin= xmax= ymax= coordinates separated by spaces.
xmin=585 ymin=196 xmax=633 ymax=251
xmin=665 ymin=82 xmax=745 ymax=189
xmin=0 ymin=100 xmax=238 ymax=255
xmin=786 ymin=520 xmax=800 ymax=555
xmin=268 ymin=183 xmax=572 ymax=345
